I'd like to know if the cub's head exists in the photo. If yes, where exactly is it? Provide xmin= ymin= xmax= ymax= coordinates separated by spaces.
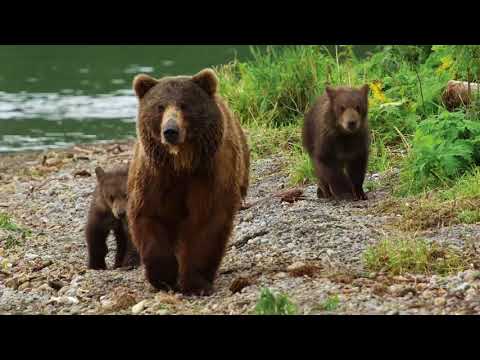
xmin=326 ymin=84 xmax=369 ymax=134
xmin=95 ymin=166 xmax=128 ymax=219
xmin=132 ymin=68 xmax=223 ymax=167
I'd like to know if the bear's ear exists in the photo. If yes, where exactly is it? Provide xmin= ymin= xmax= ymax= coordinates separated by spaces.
xmin=325 ymin=86 xmax=336 ymax=101
xmin=360 ymin=84 xmax=370 ymax=98
xmin=192 ymin=68 xmax=218 ymax=97
xmin=95 ymin=167 xmax=105 ymax=182
xmin=133 ymin=74 xmax=158 ymax=99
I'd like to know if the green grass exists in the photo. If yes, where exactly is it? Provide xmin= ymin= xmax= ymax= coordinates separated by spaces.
xmin=372 ymin=166 xmax=480 ymax=231
xmin=457 ymin=209 xmax=480 ymax=224
xmin=363 ymin=236 xmax=470 ymax=276
xmin=318 ymin=295 xmax=340 ymax=311
xmin=287 ymin=144 xmax=316 ymax=185
xmin=253 ymin=288 xmax=298 ymax=315
xmin=0 ymin=213 xmax=20 ymax=232
xmin=214 ymin=45 xmax=480 ymax=207
xmin=0 ymin=212 xmax=30 ymax=249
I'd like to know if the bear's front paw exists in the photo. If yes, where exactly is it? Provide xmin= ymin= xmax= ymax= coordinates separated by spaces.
xmin=178 ymin=275 xmax=213 ymax=297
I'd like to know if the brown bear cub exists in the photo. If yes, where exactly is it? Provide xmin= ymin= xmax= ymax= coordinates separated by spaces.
xmin=303 ymin=85 xmax=370 ymax=201
xmin=85 ymin=165 xmax=140 ymax=270
xmin=127 ymin=68 xmax=250 ymax=296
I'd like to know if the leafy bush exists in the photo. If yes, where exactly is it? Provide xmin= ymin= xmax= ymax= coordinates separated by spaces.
xmin=399 ymin=111 xmax=480 ymax=195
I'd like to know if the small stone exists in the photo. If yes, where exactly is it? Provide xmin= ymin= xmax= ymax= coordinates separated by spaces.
xmin=287 ymin=262 xmax=306 ymax=271
xmin=156 ymin=309 xmax=169 ymax=315
xmin=132 ymin=300 xmax=147 ymax=315
xmin=372 ymin=284 xmax=388 ymax=296
xmin=326 ymin=249 xmax=334 ymax=256
xmin=101 ymin=300 xmax=115 ymax=312
xmin=453 ymin=283 xmax=470 ymax=293
xmin=464 ymin=271 xmax=480 ymax=282
xmin=66 ymin=296 xmax=79 ymax=304
xmin=5 ymin=278 xmax=18 ymax=290
xmin=18 ymin=281 xmax=31 ymax=291
xmin=434 ymin=297 xmax=446 ymax=306
xmin=276 ymin=272 xmax=288 ymax=279
xmin=465 ymin=288 xmax=478 ymax=302
xmin=24 ymin=253 xmax=39 ymax=260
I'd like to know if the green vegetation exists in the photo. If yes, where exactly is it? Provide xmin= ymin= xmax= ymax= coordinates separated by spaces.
xmin=318 ymin=295 xmax=340 ymax=311
xmin=363 ymin=236 xmax=470 ymax=276
xmin=0 ymin=213 xmax=20 ymax=232
xmin=0 ymin=212 xmax=30 ymax=249
xmin=216 ymin=45 xmax=480 ymax=228
xmin=253 ymin=288 xmax=298 ymax=315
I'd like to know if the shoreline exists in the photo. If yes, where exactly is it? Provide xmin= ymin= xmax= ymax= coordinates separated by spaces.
xmin=1 ymin=141 xmax=479 ymax=314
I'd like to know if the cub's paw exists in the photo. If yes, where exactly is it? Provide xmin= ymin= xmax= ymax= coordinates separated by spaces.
xmin=88 ymin=259 xmax=107 ymax=270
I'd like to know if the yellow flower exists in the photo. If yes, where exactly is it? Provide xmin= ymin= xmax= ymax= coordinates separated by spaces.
xmin=437 ymin=56 xmax=453 ymax=74
xmin=369 ymin=81 xmax=388 ymax=104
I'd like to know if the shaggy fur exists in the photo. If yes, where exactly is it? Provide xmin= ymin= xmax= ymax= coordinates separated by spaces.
xmin=303 ymin=85 xmax=370 ymax=201
xmin=127 ymin=69 xmax=250 ymax=295
xmin=85 ymin=165 xmax=140 ymax=270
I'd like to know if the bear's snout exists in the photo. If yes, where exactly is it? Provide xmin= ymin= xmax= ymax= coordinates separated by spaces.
xmin=163 ymin=119 xmax=180 ymax=145
xmin=347 ymin=119 xmax=358 ymax=131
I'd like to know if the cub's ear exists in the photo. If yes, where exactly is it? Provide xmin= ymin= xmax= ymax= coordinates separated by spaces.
xmin=360 ymin=84 xmax=370 ymax=98
xmin=95 ymin=167 xmax=105 ymax=182
xmin=325 ymin=86 xmax=336 ymax=101
xmin=133 ymin=74 xmax=158 ymax=99
xmin=192 ymin=68 xmax=218 ymax=97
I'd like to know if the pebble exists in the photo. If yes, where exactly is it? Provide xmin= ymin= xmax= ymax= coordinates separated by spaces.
xmin=464 ymin=271 xmax=480 ymax=282
xmin=434 ymin=297 xmax=446 ymax=306
xmin=132 ymin=300 xmax=148 ymax=315
xmin=453 ymin=283 xmax=470 ymax=293
xmin=287 ymin=262 xmax=306 ymax=271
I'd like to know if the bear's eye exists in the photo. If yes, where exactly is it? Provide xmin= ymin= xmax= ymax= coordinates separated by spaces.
xmin=110 ymin=195 xmax=114 ymax=203
xmin=355 ymin=105 xmax=361 ymax=113
xmin=157 ymin=105 xmax=165 ymax=113
xmin=340 ymin=105 xmax=346 ymax=112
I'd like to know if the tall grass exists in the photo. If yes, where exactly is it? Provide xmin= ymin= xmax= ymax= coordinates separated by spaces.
xmin=216 ymin=45 xmax=480 ymax=201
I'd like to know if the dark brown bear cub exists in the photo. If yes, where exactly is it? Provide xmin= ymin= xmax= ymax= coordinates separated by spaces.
xmin=127 ymin=68 xmax=250 ymax=296
xmin=303 ymin=85 xmax=370 ymax=201
xmin=85 ymin=165 xmax=140 ymax=270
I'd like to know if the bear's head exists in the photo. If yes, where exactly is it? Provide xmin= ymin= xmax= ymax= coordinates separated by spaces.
xmin=133 ymin=68 xmax=224 ymax=171
xmin=95 ymin=166 xmax=128 ymax=219
xmin=325 ymin=84 xmax=369 ymax=134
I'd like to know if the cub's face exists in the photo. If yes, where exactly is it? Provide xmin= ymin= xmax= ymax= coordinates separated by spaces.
xmin=326 ymin=85 xmax=369 ymax=134
xmin=95 ymin=167 xmax=128 ymax=219
xmin=132 ymin=69 xmax=221 ymax=156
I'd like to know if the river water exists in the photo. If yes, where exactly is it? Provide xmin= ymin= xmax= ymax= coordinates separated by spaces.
xmin=0 ymin=45 xmax=258 ymax=153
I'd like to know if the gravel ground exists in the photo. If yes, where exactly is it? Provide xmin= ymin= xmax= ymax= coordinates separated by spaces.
xmin=1 ymin=141 xmax=480 ymax=315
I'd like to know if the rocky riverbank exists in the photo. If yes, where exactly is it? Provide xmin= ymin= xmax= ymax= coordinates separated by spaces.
xmin=1 ymin=141 xmax=479 ymax=315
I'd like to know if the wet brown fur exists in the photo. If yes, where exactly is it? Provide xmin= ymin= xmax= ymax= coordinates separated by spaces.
xmin=303 ymin=85 xmax=370 ymax=201
xmin=127 ymin=69 xmax=250 ymax=296
xmin=85 ymin=165 xmax=140 ymax=270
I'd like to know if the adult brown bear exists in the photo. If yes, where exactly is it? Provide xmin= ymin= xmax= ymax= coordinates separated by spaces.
xmin=127 ymin=69 xmax=250 ymax=296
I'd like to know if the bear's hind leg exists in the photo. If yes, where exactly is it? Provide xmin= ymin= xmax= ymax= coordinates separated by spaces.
xmin=315 ymin=159 xmax=353 ymax=200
